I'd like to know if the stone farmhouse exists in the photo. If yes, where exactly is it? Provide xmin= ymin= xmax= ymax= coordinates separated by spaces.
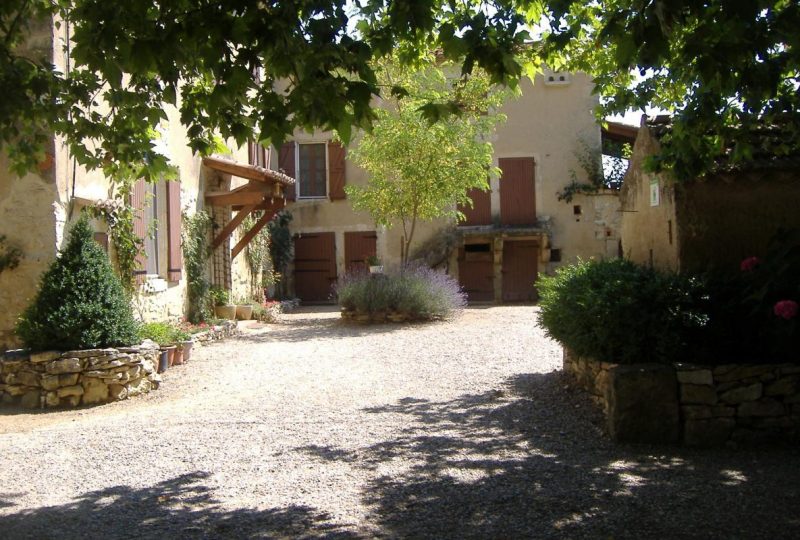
xmin=270 ymin=71 xmax=622 ymax=303
xmin=621 ymin=115 xmax=800 ymax=273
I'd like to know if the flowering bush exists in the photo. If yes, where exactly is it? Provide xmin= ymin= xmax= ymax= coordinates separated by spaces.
xmin=739 ymin=256 xmax=760 ymax=272
xmin=335 ymin=264 xmax=466 ymax=321
xmin=774 ymin=300 xmax=798 ymax=320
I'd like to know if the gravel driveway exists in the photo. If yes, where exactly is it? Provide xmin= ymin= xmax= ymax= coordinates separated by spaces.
xmin=1 ymin=306 xmax=799 ymax=539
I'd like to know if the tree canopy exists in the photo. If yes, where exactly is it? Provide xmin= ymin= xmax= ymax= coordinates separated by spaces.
xmin=541 ymin=0 xmax=800 ymax=179
xmin=2 ymin=1 xmax=797 ymax=181
xmin=345 ymin=57 xmax=509 ymax=263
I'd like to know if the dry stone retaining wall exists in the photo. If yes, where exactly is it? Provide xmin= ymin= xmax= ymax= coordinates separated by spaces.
xmin=1 ymin=346 xmax=161 ymax=409
xmin=564 ymin=349 xmax=800 ymax=446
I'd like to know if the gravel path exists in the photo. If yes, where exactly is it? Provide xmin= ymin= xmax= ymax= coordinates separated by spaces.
xmin=1 ymin=306 xmax=799 ymax=539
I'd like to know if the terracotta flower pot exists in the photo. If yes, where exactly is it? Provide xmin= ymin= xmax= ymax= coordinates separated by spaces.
xmin=179 ymin=340 xmax=193 ymax=362
xmin=214 ymin=304 xmax=237 ymax=319
xmin=236 ymin=305 xmax=253 ymax=320
xmin=160 ymin=345 xmax=177 ymax=367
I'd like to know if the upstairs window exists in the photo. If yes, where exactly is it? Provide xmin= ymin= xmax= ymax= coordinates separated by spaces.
xmin=298 ymin=143 xmax=327 ymax=198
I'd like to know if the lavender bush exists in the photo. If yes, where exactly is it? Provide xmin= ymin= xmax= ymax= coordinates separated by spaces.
xmin=335 ymin=264 xmax=466 ymax=321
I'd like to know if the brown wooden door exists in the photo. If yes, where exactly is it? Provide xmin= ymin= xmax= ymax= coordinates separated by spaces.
xmin=344 ymin=231 xmax=377 ymax=274
xmin=458 ymin=244 xmax=494 ymax=302
xmin=293 ymin=232 xmax=337 ymax=302
xmin=499 ymin=157 xmax=536 ymax=226
xmin=458 ymin=187 xmax=492 ymax=226
xmin=502 ymin=240 xmax=539 ymax=302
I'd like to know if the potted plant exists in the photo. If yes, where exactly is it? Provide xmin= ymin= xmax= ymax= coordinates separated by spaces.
xmin=139 ymin=321 xmax=175 ymax=373
xmin=234 ymin=295 xmax=255 ymax=320
xmin=171 ymin=326 xmax=193 ymax=365
xmin=210 ymin=286 xmax=236 ymax=319
xmin=366 ymin=255 xmax=383 ymax=274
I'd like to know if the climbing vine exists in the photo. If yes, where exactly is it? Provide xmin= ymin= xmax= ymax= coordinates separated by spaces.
xmin=557 ymin=140 xmax=631 ymax=203
xmin=182 ymin=210 xmax=213 ymax=323
xmin=267 ymin=210 xmax=293 ymax=299
xmin=241 ymin=212 xmax=277 ymax=300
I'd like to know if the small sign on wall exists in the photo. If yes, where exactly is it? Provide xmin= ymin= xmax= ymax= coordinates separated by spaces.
xmin=649 ymin=179 xmax=660 ymax=207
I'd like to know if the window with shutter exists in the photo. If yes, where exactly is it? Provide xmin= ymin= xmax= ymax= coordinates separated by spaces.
xmin=131 ymin=179 xmax=148 ymax=283
xmin=166 ymin=180 xmax=182 ymax=281
xmin=328 ymin=141 xmax=347 ymax=200
xmin=297 ymin=143 xmax=327 ymax=198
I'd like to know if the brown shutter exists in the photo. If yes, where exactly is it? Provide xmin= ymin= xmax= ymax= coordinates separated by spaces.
xmin=279 ymin=142 xmax=296 ymax=201
xmin=131 ymin=179 xmax=148 ymax=284
xmin=166 ymin=180 xmax=183 ymax=282
xmin=328 ymin=141 xmax=346 ymax=200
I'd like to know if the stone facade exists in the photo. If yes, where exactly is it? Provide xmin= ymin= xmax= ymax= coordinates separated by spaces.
xmin=1 ymin=346 xmax=161 ymax=409
xmin=564 ymin=349 xmax=800 ymax=446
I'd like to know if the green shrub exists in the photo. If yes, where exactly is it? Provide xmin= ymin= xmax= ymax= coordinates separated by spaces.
xmin=182 ymin=210 xmax=212 ymax=323
xmin=335 ymin=265 xmax=466 ymax=320
xmin=16 ymin=215 xmax=139 ymax=351
xmin=138 ymin=321 xmax=174 ymax=345
xmin=537 ymin=258 xmax=707 ymax=365
xmin=209 ymin=286 xmax=230 ymax=306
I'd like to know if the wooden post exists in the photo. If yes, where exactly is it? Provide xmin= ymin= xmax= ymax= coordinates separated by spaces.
xmin=211 ymin=204 xmax=257 ymax=250
xmin=231 ymin=210 xmax=276 ymax=260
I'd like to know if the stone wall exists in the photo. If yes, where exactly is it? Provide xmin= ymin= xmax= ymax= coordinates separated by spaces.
xmin=1 ymin=347 xmax=161 ymax=409
xmin=564 ymin=349 xmax=800 ymax=446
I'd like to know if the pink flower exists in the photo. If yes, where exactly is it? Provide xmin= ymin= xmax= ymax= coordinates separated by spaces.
xmin=740 ymin=256 xmax=760 ymax=272
xmin=774 ymin=300 xmax=799 ymax=320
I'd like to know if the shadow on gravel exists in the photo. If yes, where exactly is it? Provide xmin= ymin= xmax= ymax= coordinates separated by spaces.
xmin=237 ymin=313 xmax=437 ymax=344
xmin=301 ymin=371 xmax=800 ymax=539
xmin=0 ymin=472 xmax=358 ymax=540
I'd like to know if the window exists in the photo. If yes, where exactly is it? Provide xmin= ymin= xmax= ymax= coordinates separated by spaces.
xmin=143 ymin=182 xmax=160 ymax=275
xmin=297 ymin=143 xmax=327 ymax=198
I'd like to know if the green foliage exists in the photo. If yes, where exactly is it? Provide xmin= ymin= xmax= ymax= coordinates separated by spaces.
xmin=182 ymin=210 xmax=212 ymax=323
xmin=209 ymin=286 xmax=230 ymax=307
xmin=1 ymin=0 xmax=533 ymax=179
xmin=541 ymin=1 xmax=800 ymax=179
xmin=267 ymin=211 xmax=294 ymax=299
xmin=15 ymin=215 xmax=139 ymax=351
xmin=241 ymin=212 xmax=277 ymax=299
xmin=0 ymin=235 xmax=23 ymax=274
xmin=346 ymin=56 xmax=510 ymax=262
xmin=558 ymin=140 xmax=631 ymax=202
xmin=537 ymin=259 xmax=707 ymax=365
xmin=336 ymin=265 xmax=466 ymax=320
xmin=138 ymin=321 xmax=174 ymax=346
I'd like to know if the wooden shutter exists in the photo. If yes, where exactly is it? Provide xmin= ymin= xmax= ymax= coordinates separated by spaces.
xmin=166 ymin=180 xmax=183 ymax=282
xmin=131 ymin=179 xmax=148 ymax=284
xmin=328 ymin=141 xmax=346 ymax=200
xmin=279 ymin=142 xmax=296 ymax=201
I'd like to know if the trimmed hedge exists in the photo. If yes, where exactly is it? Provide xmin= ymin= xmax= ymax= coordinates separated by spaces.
xmin=537 ymin=259 xmax=707 ymax=365
xmin=16 ymin=215 xmax=139 ymax=351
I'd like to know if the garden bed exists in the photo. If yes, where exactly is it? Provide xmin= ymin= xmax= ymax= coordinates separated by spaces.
xmin=564 ymin=349 xmax=800 ymax=446
xmin=1 ymin=346 xmax=161 ymax=409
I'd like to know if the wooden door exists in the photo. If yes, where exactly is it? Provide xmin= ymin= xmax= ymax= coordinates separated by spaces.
xmin=458 ymin=243 xmax=494 ymax=302
xmin=293 ymin=232 xmax=337 ymax=302
xmin=502 ymin=240 xmax=539 ymax=302
xmin=344 ymin=231 xmax=377 ymax=274
xmin=458 ymin=187 xmax=492 ymax=226
xmin=499 ymin=157 xmax=536 ymax=226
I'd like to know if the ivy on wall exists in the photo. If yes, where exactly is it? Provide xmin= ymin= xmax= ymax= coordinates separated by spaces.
xmin=0 ymin=235 xmax=23 ymax=274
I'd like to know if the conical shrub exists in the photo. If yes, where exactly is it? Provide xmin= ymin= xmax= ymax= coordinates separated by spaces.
xmin=16 ymin=214 xmax=138 ymax=351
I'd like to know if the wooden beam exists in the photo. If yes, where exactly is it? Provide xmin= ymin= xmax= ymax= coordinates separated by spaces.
xmin=206 ymin=190 xmax=268 ymax=207
xmin=211 ymin=204 xmax=257 ymax=250
xmin=202 ymin=156 xmax=294 ymax=186
xmin=231 ymin=210 xmax=276 ymax=260
xmin=232 ymin=199 xmax=286 ymax=212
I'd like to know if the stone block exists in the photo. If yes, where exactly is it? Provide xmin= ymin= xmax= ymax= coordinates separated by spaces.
xmin=16 ymin=370 xmax=40 ymax=387
xmin=81 ymin=378 xmax=109 ymax=404
xmin=677 ymin=369 xmax=713 ymax=385
xmin=108 ymin=384 xmax=128 ymax=401
xmin=720 ymin=383 xmax=762 ymax=404
xmin=63 ymin=395 xmax=81 ymax=407
xmin=680 ymin=384 xmax=717 ymax=405
xmin=753 ymin=416 xmax=796 ymax=429
xmin=714 ymin=365 xmax=777 ymax=383
xmin=46 ymin=358 xmax=83 ymax=374
xmin=20 ymin=390 xmax=40 ymax=409
xmin=779 ymin=365 xmax=800 ymax=375
xmin=56 ymin=385 xmax=84 ymax=398
xmin=764 ymin=377 xmax=797 ymax=397
xmin=711 ymin=405 xmax=736 ymax=417
xmin=61 ymin=348 xmax=117 ymax=359
xmin=45 ymin=391 xmax=60 ymax=407
xmin=1 ymin=360 xmax=24 ymax=375
xmin=684 ymin=418 xmax=735 ymax=447
xmin=785 ymin=394 xmax=800 ymax=404
xmin=681 ymin=405 xmax=713 ymax=420
xmin=89 ymin=359 xmax=125 ymax=370
xmin=606 ymin=364 xmax=679 ymax=444
xmin=126 ymin=377 xmax=152 ymax=397
xmin=59 ymin=373 xmax=79 ymax=386
xmin=5 ymin=385 xmax=29 ymax=396
xmin=738 ymin=399 xmax=785 ymax=417
xmin=40 ymin=374 xmax=60 ymax=391
xmin=29 ymin=351 xmax=60 ymax=363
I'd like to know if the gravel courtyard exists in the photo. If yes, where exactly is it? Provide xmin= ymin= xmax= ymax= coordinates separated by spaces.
xmin=1 ymin=306 xmax=799 ymax=539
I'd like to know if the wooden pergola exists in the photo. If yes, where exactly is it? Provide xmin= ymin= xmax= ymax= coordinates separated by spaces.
xmin=203 ymin=156 xmax=295 ymax=259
